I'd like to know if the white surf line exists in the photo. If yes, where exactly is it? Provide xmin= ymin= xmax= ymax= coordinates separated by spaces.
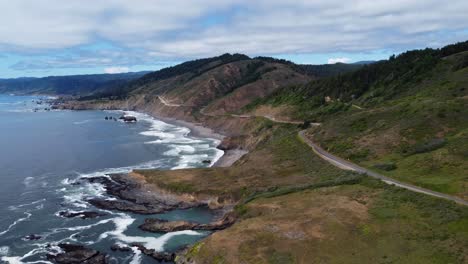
xmin=0 ymin=212 xmax=32 ymax=236
xmin=298 ymin=130 xmax=468 ymax=206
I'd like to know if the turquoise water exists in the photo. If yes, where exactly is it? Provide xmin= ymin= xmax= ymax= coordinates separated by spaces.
xmin=0 ymin=95 xmax=223 ymax=263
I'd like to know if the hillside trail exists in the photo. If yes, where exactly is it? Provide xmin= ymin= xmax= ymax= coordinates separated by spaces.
xmin=157 ymin=95 xmax=468 ymax=206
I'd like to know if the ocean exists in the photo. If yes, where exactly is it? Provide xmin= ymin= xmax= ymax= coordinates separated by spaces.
xmin=0 ymin=94 xmax=224 ymax=263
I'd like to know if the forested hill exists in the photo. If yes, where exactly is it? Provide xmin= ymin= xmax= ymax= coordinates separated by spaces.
xmin=83 ymin=53 xmax=364 ymax=100
xmin=253 ymin=40 xmax=468 ymax=120
xmin=0 ymin=71 xmax=148 ymax=96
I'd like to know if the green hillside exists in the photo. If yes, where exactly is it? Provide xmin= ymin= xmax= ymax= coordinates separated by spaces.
xmin=249 ymin=41 xmax=468 ymax=199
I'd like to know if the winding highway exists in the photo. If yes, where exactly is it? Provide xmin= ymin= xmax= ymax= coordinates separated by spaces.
xmin=298 ymin=130 xmax=468 ymax=206
xmin=157 ymin=95 xmax=468 ymax=206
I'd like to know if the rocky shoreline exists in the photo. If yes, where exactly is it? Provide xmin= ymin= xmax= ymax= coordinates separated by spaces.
xmin=44 ymin=100 xmax=244 ymax=263
xmin=83 ymin=174 xmax=205 ymax=215
xmin=47 ymin=172 xmax=237 ymax=263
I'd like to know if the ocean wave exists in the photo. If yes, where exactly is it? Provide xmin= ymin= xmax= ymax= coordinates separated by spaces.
xmin=8 ymin=199 xmax=46 ymax=211
xmin=77 ymin=160 xmax=165 ymax=180
xmin=72 ymin=119 xmax=92 ymax=125
xmin=163 ymin=144 xmax=196 ymax=156
xmin=0 ymin=212 xmax=32 ymax=237
xmin=172 ymin=154 xmax=210 ymax=170
xmin=5 ymin=109 xmax=34 ymax=113
xmin=210 ymin=148 xmax=225 ymax=167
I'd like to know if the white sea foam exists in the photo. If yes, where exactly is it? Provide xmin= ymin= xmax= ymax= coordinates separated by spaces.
xmin=210 ymin=148 xmax=225 ymax=167
xmin=129 ymin=247 xmax=142 ymax=264
xmin=0 ymin=212 xmax=32 ymax=236
xmin=23 ymin=177 xmax=35 ymax=187
xmin=99 ymin=214 xmax=203 ymax=252
xmin=60 ymin=180 xmax=107 ymax=209
xmin=0 ymin=246 xmax=9 ymax=256
xmin=163 ymin=144 xmax=196 ymax=156
xmin=106 ymin=110 xmax=224 ymax=170
xmin=0 ymin=256 xmax=23 ymax=264
xmin=1 ymin=244 xmax=54 ymax=264
xmin=172 ymin=154 xmax=210 ymax=170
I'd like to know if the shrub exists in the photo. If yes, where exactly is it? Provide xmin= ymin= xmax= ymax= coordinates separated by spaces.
xmin=372 ymin=162 xmax=397 ymax=171
xmin=412 ymin=138 xmax=446 ymax=154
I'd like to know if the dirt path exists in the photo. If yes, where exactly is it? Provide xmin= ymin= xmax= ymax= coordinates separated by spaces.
xmin=298 ymin=130 xmax=468 ymax=206
xmin=158 ymin=96 xmax=182 ymax=107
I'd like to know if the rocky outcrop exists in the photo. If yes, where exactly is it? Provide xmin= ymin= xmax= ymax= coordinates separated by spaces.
xmin=111 ymin=243 xmax=178 ymax=262
xmin=139 ymin=211 xmax=236 ymax=233
xmin=58 ymin=211 xmax=106 ymax=219
xmin=84 ymin=174 xmax=202 ymax=214
xmin=23 ymin=234 xmax=42 ymax=241
xmin=119 ymin=115 xmax=137 ymax=122
xmin=47 ymin=244 xmax=106 ymax=264
xmin=87 ymin=198 xmax=165 ymax=214
xmin=139 ymin=219 xmax=199 ymax=232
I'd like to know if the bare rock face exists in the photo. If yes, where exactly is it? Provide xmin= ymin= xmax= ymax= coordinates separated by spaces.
xmin=47 ymin=244 xmax=107 ymax=264
xmin=139 ymin=219 xmax=198 ymax=232
xmin=139 ymin=211 xmax=236 ymax=233
xmin=87 ymin=198 xmax=165 ymax=214
xmin=83 ymin=174 xmax=201 ymax=215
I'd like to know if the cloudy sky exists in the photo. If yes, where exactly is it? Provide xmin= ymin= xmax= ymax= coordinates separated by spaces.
xmin=0 ymin=0 xmax=467 ymax=78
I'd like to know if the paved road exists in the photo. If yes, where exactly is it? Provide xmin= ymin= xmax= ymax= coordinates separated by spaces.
xmin=157 ymin=94 xmax=467 ymax=206
xmin=298 ymin=130 xmax=468 ymax=206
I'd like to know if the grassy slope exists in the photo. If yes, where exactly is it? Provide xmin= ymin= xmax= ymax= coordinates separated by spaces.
xmin=183 ymin=178 xmax=468 ymax=264
xmin=247 ymin=46 xmax=468 ymax=199
xmin=135 ymin=120 xmax=467 ymax=264
xmin=136 ymin=121 xmax=352 ymax=201
xmin=311 ymin=56 xmax=468 ymax=198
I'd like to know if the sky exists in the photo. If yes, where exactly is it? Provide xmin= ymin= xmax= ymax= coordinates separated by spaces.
xmin=0 ymin=0 xmax=467 ymax=78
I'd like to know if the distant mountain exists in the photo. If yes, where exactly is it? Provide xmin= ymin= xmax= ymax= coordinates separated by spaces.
xmin=0 ymin=71 xmax=149 ymax=96
xmin=78 ymin=53 xmax=363 ymax=115
xmin=352 ymin=60 xmax=376 ymax=65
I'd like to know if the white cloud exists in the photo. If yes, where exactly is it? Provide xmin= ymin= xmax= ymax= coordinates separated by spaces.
xmin=0 ymin=0 xmax=467 ymax=68
xmin=104 ymin=66 xmax=130 ymax=74
xmin=328 ymin=57 xmax=351 ymax=64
